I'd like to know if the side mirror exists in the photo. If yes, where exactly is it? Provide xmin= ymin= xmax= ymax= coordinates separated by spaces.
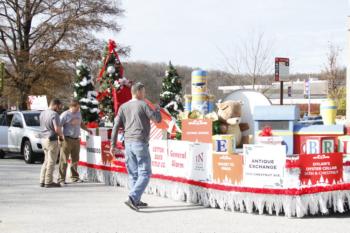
xmin=13 ymin=122 xmax=23 ymax=128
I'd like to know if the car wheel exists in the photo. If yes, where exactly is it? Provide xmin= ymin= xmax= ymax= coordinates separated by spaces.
xmin=0 ymin=150 xmax=5 ymax=159
xmin=23 ymin=140 xmax=35 ymax=164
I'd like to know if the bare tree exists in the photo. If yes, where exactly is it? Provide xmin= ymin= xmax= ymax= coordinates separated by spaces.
xmin=0 ymin=0 xmax=126 ymax=109
xmin=323 ymin=44 xmax=345 ymax=97
xmin=218 ymin=32 xmax=274 ymax=90
xmin=322 ymin=43 xmax=346 ymax=115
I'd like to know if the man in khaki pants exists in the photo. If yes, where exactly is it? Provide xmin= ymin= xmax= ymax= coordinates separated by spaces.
xmin=58 ymin=100 xmax=92 ymax=185
xmin=40 ymin=99 xmax=64 ymax=188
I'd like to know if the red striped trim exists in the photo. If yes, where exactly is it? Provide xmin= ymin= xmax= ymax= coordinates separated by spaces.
xmin=78 ymin=161 xmax=350 ymax=196
xmin=79 ymin=161 xmax=127 ymax=173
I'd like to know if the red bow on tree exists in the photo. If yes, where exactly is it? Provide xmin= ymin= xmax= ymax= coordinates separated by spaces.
xmin=108 ymin=39 xmax=117 ymax=53
xmin=86 ymin=122 xmax=98 ymax=128
xmin=259 ymin=126 xmax=273 ymax=137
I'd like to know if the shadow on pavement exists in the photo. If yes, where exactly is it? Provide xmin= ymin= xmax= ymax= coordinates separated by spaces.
xmin=300 ymin=210 xmax=350 ymax=219
xmin=2 ymin=154 xmax=24 ymax=160
xmin=138 ymin=204 xmax=209 ymax=213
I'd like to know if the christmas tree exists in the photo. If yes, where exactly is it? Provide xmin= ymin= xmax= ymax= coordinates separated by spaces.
xmin=97 ymin=40 xmax=131 ymax=123
xmin=74 ymin=60 xmax=99 ymax=124
xmin=160 ymin=62 xmax=184 ymax=118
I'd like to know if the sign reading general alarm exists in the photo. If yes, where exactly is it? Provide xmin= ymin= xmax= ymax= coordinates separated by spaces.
xmin=299 ymin=153 xmax=343 ymax=186
xmin=167 ymin=140 xmax=191 ymax=178
xmin=243 ymin=144 xmax=286 ymax=188
xmin=182 ymin=119 xmax=212 ymax=143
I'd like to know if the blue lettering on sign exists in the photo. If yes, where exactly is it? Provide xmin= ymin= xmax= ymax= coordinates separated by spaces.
xmin=216 ymin=140 xmax=227 ymax=152
xmin=306 ymin=140 xmax=319 ymax=154
xmin=322 ymin=140 xmax=334 ymax=153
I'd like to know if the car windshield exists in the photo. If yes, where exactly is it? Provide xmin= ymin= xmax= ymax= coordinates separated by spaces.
xmin=23 ymin=113 xmax=40 ymax=127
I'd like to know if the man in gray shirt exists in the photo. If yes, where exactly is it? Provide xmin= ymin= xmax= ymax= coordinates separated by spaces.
xmin=58 ymin=99 xmax=92 ymax=185
xmin=39 ymin=99 xmax=64 ymax=188
xmin=110 ymin=82 xmax=161 ymax=211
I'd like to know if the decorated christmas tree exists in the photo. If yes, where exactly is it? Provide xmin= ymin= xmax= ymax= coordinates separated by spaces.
xmin=74 ymin=60 xmax=99 ymax=126
xmin=160 ymin=62 xmax=184 ymax=118
xmin=97 ymin=40 xmax=131 ymax=123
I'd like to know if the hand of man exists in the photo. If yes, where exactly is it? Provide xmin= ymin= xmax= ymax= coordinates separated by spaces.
xmin=154 ymin=104 xmax=161 ymax=111
xmin=58 ymin=135 xmax=64 ymax=145
xmin=109 ymin=147 xmax=116 ymax=157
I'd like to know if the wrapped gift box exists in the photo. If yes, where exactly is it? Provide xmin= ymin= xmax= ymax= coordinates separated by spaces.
xmin=255 ymin=136 xmax=283 ymax=145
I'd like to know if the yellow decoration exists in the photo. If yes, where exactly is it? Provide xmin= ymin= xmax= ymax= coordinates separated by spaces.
xmin=189 ymin=110 xmax=204 ymax=119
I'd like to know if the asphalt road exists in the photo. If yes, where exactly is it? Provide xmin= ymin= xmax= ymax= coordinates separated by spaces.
xmin=2 ymin=154 xmax=350 ymax=233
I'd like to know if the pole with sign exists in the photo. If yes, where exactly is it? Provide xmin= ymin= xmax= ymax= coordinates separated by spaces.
xmin=275 ymin=57 xmax=290 ymax=105
xmin=0 ymin=62 xmax=4 ymax=96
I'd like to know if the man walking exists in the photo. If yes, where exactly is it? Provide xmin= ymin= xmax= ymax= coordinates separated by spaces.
xmin=110 ymin=82 xmax=161 ymax=211
xmin=39 ymin=99 xmax=64 ymax=188
xmin=58 ymin=99 xmax=92 ymax=185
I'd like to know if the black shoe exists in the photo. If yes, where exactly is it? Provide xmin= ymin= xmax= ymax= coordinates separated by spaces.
xmin=40 ymin=183 xmax=45 ymax=188
xmin=124 ymin=197 xmax=139 ymax=211
xmin=72 ymin=179 xmax=84 ymax=183
xmin=137 ymin=201 xmax=148 ymax=207
xmin=45 ymin=182 xmax=61 ymax=188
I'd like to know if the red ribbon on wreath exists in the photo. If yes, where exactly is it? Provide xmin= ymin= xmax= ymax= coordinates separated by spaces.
xmin=259 ymin=126 xmax=273 ymax=137
xmin=97 ymin=39 xmax=124 ymax=82
xmin=96 ymin=90 xmax=110 ymax=101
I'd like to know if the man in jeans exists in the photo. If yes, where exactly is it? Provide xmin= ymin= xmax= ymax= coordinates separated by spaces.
xmin=39 ymin=99 xmax=64 ymax=188
xmin=110 ymin=82 xmax=161 ymax=211
xmin=58 ymin=99 xmax=92 ymax=185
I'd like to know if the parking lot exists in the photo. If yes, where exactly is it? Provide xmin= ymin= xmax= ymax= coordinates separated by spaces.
xmin=2 ymin=154 xmax=350 ymax=233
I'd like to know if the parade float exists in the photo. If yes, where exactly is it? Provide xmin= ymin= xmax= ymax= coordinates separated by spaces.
xmin=76 ymin=41 xmax=350 ymax=217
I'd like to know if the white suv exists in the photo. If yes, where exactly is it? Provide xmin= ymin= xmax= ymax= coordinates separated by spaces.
xmin=0 ymin=111 xmax=44 ymax=163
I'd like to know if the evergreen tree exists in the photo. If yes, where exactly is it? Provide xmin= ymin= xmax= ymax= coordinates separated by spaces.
xmin=160 ymin=62 xmax=184 ymax=118
xmin=97 ymin=41 xmax=125 ymax=123
xmin=74 ymin=60 xmax=99 ymax=123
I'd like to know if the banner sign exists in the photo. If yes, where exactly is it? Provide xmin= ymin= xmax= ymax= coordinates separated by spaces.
xmin=149 ymin=140 xmax=169 ymax=176
xmin=28 ymin=95 xmax=48 ymax=110
xmin=243 ymin=144 xmax=286 ymax=188
xmin=167 ymin=140 xmax=191 ymax=178
xmin=213 ymin=153 xmax=243 ymax=185
xmin=299 ymin=153 xmax=343 ymax=186
xmin=188 ymin=142 xmax=212 ymax=182
xmin=182 ymin=119 xmax=212 ymax=143
xmin=83 ymin=135 xmax=103 ymax=165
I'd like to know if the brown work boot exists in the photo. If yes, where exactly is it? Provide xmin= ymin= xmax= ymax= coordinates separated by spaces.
xmin=45 ymin=182 xmax=61 ymax=188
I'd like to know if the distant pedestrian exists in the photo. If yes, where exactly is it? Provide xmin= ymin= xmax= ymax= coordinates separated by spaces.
xmin=110 ymin=82 xmax=161 ymax=211
xmin=58 ymin=99 xmax=92 ymax=185
xmin=39 ymin=99 xmax=64 ymax=188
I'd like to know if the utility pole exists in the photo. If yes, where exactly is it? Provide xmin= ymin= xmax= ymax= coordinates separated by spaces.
xmin=347 ymin=16 xmax=350 ymax=120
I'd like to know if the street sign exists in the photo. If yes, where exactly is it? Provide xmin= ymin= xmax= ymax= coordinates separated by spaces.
xmin=288 ymin=86 xmax=292 ymax=97
xmin=275 ymin=57 xmax=289 ymax=82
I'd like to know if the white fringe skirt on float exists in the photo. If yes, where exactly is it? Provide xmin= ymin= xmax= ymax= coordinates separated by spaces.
xmin=78 ymin=165 xmax=350 ymax=218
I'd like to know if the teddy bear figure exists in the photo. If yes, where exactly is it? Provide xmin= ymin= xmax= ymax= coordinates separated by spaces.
xmin=216 ymin=100 xmax=243 ymax=147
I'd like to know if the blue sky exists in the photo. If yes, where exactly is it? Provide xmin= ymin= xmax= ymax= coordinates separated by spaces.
xmin=111 ymin=0 xmax=348 ymax=74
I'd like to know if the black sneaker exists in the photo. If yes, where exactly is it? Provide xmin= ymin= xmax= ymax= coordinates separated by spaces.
xmin=40 ymin=183 xmax=45 ymax=188
xmin=137 ymin=201 xmax=148 ymax=207
xmin=124 ymin=197 xmax=139 ymax=211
